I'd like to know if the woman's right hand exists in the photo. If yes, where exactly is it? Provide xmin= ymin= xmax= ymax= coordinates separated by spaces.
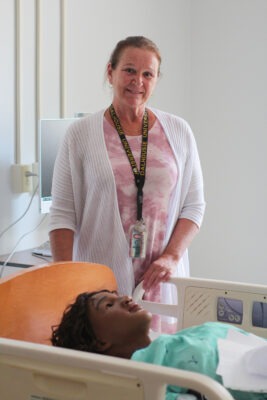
xmin=141 ymin=253 xmax=176 ymax=291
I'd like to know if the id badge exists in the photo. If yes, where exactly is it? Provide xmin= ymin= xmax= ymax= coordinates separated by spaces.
xmin=129 ymin=219 xmax=147 ymax=259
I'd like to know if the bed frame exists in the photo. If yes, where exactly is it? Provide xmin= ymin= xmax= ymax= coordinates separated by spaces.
xmin=0 ymin=336 xmax=234 ymax=400
xmin=134 ymin=276 xmax=267 ymax=338
xmin=1 ymin=265 xmax=266 ymax=399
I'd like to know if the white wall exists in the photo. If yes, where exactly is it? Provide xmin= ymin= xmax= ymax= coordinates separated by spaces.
xmin=0 ymin=0 xmax=266 ymax=285
xmin=0 ymin=0 xmax=190 ymax=255
xmin=189 ymin=0 xmax=267 ymax=284
xmin=0 ymin=0 xmax=61 ymax=256
xmin=0 ymin=0 xmax=47 ymax=255
xmin=63 ymin=0 xmax=191 ymax=116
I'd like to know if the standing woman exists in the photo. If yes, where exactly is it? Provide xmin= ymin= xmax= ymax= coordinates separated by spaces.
xmin=49 ymin=36 xmax=205 ymax=332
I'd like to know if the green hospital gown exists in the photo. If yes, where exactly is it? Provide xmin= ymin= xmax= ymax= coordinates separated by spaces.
xmin=131 ymin=322 xmax=267 ymax=400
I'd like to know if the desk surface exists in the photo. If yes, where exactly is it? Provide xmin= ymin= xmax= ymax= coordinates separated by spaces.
xmin=0 ymin=249 xmax=52 ymax=278
xmin=0 ymin=249 xmax=52 ymax=267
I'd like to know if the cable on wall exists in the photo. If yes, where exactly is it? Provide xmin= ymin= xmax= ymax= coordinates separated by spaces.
xmin=0 ymin=180 xmax=39 ymax=242
xmin=0 ymin=214 xmax=47 ymax=278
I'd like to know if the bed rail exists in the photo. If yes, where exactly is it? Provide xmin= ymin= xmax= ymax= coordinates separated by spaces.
xmin=0 ymin=337 xmax=234 ymax=400
xmin=133 ymin=276 xmax=267 ymax=338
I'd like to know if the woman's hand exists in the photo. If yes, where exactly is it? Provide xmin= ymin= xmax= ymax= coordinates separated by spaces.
xmin=142 ymin=253 xmax=178 ymax=291
xmin=142 ymin=218 xmax=199 ymax=291
xmin=142 ymin=219 xmax=199 ymax=291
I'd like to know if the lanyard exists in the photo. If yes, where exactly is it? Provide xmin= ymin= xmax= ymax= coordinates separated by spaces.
xmin=109 ymin=104 xmax=149 ymax=221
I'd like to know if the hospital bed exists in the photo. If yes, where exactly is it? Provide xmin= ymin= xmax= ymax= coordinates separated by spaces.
xmin=0 ymin=262 xmax=266 ymax=400
xmin=133 ymin=276 xmax=267 ymax=337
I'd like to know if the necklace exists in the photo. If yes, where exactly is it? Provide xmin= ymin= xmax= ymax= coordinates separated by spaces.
xmin=110 ymin=107 xmax=148 ymax=136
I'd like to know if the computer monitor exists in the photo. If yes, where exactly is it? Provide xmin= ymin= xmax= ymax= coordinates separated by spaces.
xmin=38 ymin=118 xmax=77 ymax=214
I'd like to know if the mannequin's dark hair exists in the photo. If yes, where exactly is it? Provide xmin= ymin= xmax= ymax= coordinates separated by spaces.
xmin=109 ymin=36 xmax=161 ymax=75
xmin=51 ymin=290 xmax=112 ymax=353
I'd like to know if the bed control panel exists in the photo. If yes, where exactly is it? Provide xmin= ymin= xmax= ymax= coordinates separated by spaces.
xmin=217 ymin=297 xmax=243 ymax=324
xmin=252 ymin=301 xmax=267 ymax=328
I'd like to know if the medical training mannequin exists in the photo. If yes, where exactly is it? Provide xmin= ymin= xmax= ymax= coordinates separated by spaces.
xmin=51 ymin=290 xmax=267 ymax=400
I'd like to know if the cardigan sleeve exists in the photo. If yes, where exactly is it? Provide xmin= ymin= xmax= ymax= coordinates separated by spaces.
xmin=48 ymin=123 xmax=79 ymax=233
xmin=178 ymin=121 xmax=206 ymax=228
xmin=151 ymin=108 xmax=206 ymax=229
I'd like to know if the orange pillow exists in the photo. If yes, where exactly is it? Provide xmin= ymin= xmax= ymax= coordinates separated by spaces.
xmin=0 ymin=262 xmax=117 ymax=345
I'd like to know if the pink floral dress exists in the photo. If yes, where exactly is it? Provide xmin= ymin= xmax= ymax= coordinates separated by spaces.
xmin=104 ymin=117 xmax=178 ymax=332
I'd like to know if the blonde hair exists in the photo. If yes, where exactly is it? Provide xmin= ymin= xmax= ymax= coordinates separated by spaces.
xmin=108 ymin=36 xmax=161 ymax=75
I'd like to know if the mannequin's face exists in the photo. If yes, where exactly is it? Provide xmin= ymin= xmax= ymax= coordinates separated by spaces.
xmin=88 ymin=291 xmax=152 ymax=351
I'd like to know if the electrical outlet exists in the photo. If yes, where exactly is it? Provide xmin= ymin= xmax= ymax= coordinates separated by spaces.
xmin=11 ymin=164 xmax=33 ymax=193
xmin=32 ymin=162 xmax=39 ymax=190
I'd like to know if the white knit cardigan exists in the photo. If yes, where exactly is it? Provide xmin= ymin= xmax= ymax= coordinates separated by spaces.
xmin=49 ymin=108 xmax=205 ymax=295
